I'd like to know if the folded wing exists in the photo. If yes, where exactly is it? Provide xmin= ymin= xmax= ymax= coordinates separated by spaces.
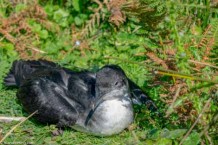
xmin=17 ymin=68 xmax=83 ymax=127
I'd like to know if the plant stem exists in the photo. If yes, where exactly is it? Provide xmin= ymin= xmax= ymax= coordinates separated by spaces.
xmin=179 ymin=98 xmax=212 ymax=145
xmin=105 ymin=56 xmax=218 ymax=84
xmin=0 ymin=110 xmax=38 ymax=144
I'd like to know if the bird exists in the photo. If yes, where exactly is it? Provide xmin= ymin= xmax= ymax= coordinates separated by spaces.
xmin=4 ymin=59 xmax=158 ymax=136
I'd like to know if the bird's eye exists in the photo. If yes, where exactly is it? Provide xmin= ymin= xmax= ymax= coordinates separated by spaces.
xmin=114 ymin=81 xmax=119 ymax=86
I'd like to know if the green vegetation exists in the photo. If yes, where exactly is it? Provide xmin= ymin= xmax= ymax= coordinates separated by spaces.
xmin=0 ymin=0 xmax=218 ymax=144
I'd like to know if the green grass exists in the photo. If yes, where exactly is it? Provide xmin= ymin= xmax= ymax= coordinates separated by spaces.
xmin=0 ymin=88 xmax=133 ymax=144
xmin=0 ymin=57 xmax=208 ymax=145
xmin=0 ymin=60 xmax=161 ymax=145
xmin=0 ymin=83 xmax=161 ymax=145
xmin=0 ymin=0 xmax=218 ymax=144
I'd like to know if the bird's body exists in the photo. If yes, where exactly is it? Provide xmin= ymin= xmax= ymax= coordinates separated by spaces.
xmin=73 ymin=91 xmax=133 ymax=135
xmin=4 ymin=60 xmax=157 ymax=136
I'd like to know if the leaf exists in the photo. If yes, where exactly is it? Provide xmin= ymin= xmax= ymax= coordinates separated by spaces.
xmin=1 ymin=42 xmax=14 ymax=51
xmin=15 ymin=3 xmax=27 ymax=12
xmin=44 ymin=5 xmax=54 ymax=16
xmin=53 ymin=9 xmax=69 ymax=22
xmin=147 ymin=129 xmax=161 ymax=139
xmin=0 ymin=42 xmax=17 ymax=56
xmin=44 ymin=41 xmax=60 ymax=54
xmin=74 ymin=16 xmax=84 ymax=26
xmin=145 ymin=140 xmax=155 ymax=145
xmin=72 ymin=0 xmax=81 ymax=12
xmin=60 ymin=19 xmax=69 ymax=27
xmin=155 ymin=138 xmax=172 ymax=145
xmin=44 ymin=137 xmax=59 ymax=145
xmin=164 ymin=129 xmax=187 ymax=139
xmin=30 ymin=22 xmax=42 ymax=32
xmin=39 ymin=30 xmax=49 ymax=39
xmin=53 ymin=9 xmax=69 ymax=27
xmin=183 ymin=132 xmax=201 ymax=145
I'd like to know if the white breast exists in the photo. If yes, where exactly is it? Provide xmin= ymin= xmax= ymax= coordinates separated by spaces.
xmin=73 ymin=98 xmax=134 ymax=136
xmin=97 ymin=99 xmax=133 ymax=135
xmin=100 ymin=99 xmax=132 ymax=125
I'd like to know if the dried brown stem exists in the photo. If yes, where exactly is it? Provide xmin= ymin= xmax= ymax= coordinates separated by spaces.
xmin=188 ymin=60 xmax=218 ymax=69
xmin=0 ymin=110 xmax=38 ymax=144
xmin=105 ymin=56 xmax=218 ymax=84
xmin=0 ymin=117 xmax=26 ymax=123
xmin=165 ymin=85 xmax=182 ymax=117
xmin=179 ymin=98 xmax=212 ymax=145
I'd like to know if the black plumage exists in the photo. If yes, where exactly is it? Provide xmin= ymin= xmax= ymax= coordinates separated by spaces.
xmin=4 ymin=59 xmax=158 ymax=136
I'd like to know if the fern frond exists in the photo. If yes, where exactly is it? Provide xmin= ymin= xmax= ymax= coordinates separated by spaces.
xmin=79 ymin=0 xmax=105 ymax=37
xmin=197 ymin=19 xmax=218 ymax=61
xmin=122 ymin=0 xmax=166 ymax=29
xmin=0 ymin=3 xmax=51 ymax=58
xmin=210 ymin=19 xmax=218 ymax=47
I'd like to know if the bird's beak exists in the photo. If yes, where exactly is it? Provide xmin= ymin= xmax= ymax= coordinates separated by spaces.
xmin=130 ymin=89 xmax=144 ymax=105
xmin=131 ymin=89 xmax=158 ymax=112
xmin=132 ymin=97 xmax=142 ymax=105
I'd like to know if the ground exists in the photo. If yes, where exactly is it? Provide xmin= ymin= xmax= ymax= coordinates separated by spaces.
xmin=0 ymin=0 xmax=218 ymax=144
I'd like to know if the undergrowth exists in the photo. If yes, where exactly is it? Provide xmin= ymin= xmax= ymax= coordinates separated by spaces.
xmin=0 ymin=0 xmax=218 ymax=144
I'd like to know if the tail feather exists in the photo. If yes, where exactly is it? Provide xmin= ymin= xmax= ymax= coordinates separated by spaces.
xmin=4 ymin=72 xmax=16 ymax=86
xmin=4 ymin=59 xmax=59 ymax=87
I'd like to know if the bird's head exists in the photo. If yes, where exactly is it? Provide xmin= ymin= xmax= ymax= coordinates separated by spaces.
xmin=95 ymin=65 xmax=130 ymax=100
